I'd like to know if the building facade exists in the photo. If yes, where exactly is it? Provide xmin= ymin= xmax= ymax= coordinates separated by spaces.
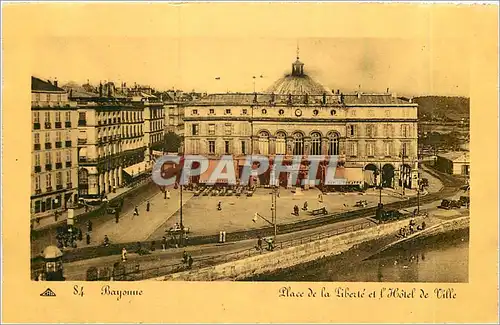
xmin=31 ymin=77 xmax=79 ymax=217
xmin=182 ymin=56 xmax=419 ymax=189
xmin=68 ymin=82 xmax=149 ymax=199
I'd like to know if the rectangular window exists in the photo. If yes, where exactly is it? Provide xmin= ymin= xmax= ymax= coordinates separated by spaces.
xmin=35 ymin=93 xmax=41 ymax=102
xmin=192 ymin=109 xmax=198 ymax=115
xmin=209 ymin=109 xmax=215 ymax=115
xmin=366 ymin=142 xmax=375 ymax=157
xmin=169 ymin=117 xmax=174 ymax=125
xmin=208 ymin=140 xmax=215 ymax=154
xmin=225 ymin=109 xmax=231 ymax=115
xmin=79 ymin=112 xmax=86 ymax=120
xmin=224 ymin=124 xmax=232 ymax=135
xmin=241 ymin=141 xmax=246 ymax=154
xmin=225 ymin=141 xmax=231 ymax=154
xmin=349 ymin=142 xmax=358 ymax=156
xmin=56 ymin=132 xmax=62 ymax=142
xmin=56 ymin=172 xmax=62 ymax=185
xmin=66 ymin=132 xmax=71 ymax=141
xmin=55 ymin=112 xmax=61 ymax=122
xmin=242 ymin=109 xmax=248 ymax=115
xmin=45 ymin=174 xmax=52 ymax=188
xmin=366 ymin=125 xmax=372 ymax=138
xmin=45 ymin=133 xmax=50 ymax=143
xmin=66 ymin=170 xmax=72 ymax=183
xmin=34 ymin=133 xmax=40 ymax=144
xmin=65 ymin=112 xmax=71 ymax=122
xmin=45 ymin=152 xmax=51 ymax=164
xmin=348 ymin=125 xmax=356 ymax=137
xmin=384 ymin=142 xmax=392 ymax=156
xmin=192 ymin=139 xmax=200 ymax=154
xmin=402 ymin=142 xmax=408 ymax=157
xmin=192 ymin=124 xmax=199 ymax=136
xmin=44 ymin=112 xmax=51 ymax=122
xmin=208 ymin=124 xmax=216 ymax=135
xmin=35 ymin=153 xmax=40 ymax=166
xmin=56 ymin=151 xmax=62 ymax=163
xmin=33 ymin=112 xmax=40 ymax=123
xmin=35 ymin=175 xmax=41 ymax=190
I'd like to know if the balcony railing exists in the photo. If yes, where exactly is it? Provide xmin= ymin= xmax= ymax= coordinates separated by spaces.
xmin=65 ymin=140 xmax=72 ymax=147
xmin=66 ymin=161 xmax=72 ymax=167
xmin=45 ymin=164 xmax=52 ymax=171
xmin=34 ymin=165 xmax=41 ymax=173
xmin=55 ymin=122 xmax=62 ymax=129
xmin=35 ymin=189 xmax=42 ymax=195
xmin=65 ymin=121 xmax=72 ymax=128
xmin=56 ymin=184 xmax=63 ymax=190
xmin=34 ymin=143 xmax=41 ymax=151
xmin=45 ymin=143 xmax=52 ymax=149
xmin=33 ymin=123 xmax=41 ymax=130
xmin=46 ymin=186 xmax=53 ymax=192
xmin=78 ymin=139 xmax=87 ymax=145
xmin=55 ymin=162 xmax=63 ymax=169
xmin=44 ymin=122 xmax=52 ymax=129
xmin=78 ymin=120 xmax=87 ymax=126
xmin=55 ymin=141 xmax=62 ymax=148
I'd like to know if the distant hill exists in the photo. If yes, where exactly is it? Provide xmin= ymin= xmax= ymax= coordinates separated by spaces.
xmin=412 ymin=96 xmax=470 ymax=121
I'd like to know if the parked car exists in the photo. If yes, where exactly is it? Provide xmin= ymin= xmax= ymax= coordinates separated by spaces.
xmin=459 ymin=196 xmax=470 ymax=207
xmin=438 ymin=199 xmax=451 ymax=209
xmin=354 ymin=200 xmax=368 ymax=208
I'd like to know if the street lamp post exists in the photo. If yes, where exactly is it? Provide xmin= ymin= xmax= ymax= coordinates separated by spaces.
xmin=400 ymin=148 xmax=406 ymax=196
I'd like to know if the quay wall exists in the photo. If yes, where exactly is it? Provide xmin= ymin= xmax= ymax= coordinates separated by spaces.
xmin=156 ymin=216 xmax=469 ymax=281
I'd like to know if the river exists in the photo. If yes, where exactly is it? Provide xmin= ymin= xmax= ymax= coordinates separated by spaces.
xmin=244 ymin=228 xmax=469 ymax=283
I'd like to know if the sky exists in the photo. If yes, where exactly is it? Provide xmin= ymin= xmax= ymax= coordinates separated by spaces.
xmin=8 ymin=3 xmax=482 ymax=97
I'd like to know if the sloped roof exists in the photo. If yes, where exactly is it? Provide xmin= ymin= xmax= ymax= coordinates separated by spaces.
xmin=438 ymin=151 xmax=469 ymax=163
xmin=32 ymin=77 xmax=65 ymax=92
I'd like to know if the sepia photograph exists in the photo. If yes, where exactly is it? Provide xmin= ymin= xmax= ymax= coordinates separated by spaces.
xmin=2 ymin=2 xmax=498 ymax=324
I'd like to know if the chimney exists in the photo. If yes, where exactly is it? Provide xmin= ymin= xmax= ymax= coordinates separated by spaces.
xmin=357 ymin=92 xmax=361 ymax=99
xmin=54 ymin=78 xmax=58 ymax=87
xmin=391 ymin=92 xmax=397 ymax=98
xmin=99 ymin=82 xmax=103 ymax=97
xmin=386 ymin=88 xmax=390 ymax=93
xmin=409 ymin=97 xmax=413 ymax=103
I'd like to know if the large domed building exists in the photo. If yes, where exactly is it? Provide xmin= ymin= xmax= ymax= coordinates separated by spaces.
xmin=182 ymin=53 xmax=419 ymax=191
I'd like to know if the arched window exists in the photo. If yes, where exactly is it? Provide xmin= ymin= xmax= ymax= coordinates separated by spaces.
xmin=276 ymin=131 xmax=286 ymax=155
xmin=311 ymin=132 xmax=322 ymax=155
xmin=328 ymin=132 xmax=340 ymax=155
xmin=258 ymin=131 xmax=270 ymax=155
xmin=293 ymin=132 xmax=304 ymax=155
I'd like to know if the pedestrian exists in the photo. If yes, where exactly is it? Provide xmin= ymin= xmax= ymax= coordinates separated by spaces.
xmin=303 ymin=201 xmax=308 ymax=211
xmin=161 ymin=236 xmax=167 ymax=251
xmin=87 ymin=220 xmax=93 ymax=233
xmin=182 ymin=251 xmax=188 ymax=263
xmin=133 ymin=206 xmax=139 ymax=216
xmin=164 ymin=190 xmax=167 ymax=199
xmin=86 ymin=232 xmax=91 ymax=245
xmin=257 ymin=236 xmax=263 ymax=252
xmin=146 ymin=201 xmax=150 ymax=212
xmin=115 ymin=210 xmax=119 ymax=223
xmin=318 ymin=193 xmax=323 ymax=203
xmin=267 ymin=237 xmax=274 ymax=251
xmin=187 ymin=254 xmax=193 ymax=269
xmin=37 ymin=272 xmax=44 ymax=281
xmin=294 ymin=205 xmax=299 ymax=216
xmin=217 ymin=201 xmax=222 ymax=211
xmin=113 ymin=185 xmax=117 ymax=193
xmin=121 ymin=247 xmax=127 ymax=262
xmin=277 ymin=189 xmax=280 ymax=198
xmin=150 ymin=241 xmax=156 ymax=251
xmin=77 ymin=228 xmax=83 ymax=241
xmin=166 ymin=190 xmax=171 ymax=199
xmin=103 ymin=235 xmax=110 ymax=247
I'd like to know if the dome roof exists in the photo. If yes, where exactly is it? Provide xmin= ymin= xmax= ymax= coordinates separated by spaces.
xmin=265 ymin=54 xmax=330 ymax=95
xmin=266 ymin=74 xmax=330 ymax=95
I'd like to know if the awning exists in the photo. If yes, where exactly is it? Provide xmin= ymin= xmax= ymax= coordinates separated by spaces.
xmin=324 ymin=167 xmax=364 ymax=185
xmin=123 ymin=161 xmax=152 ymax=177
xmin=199 ymin=160 xmax=238 ymax=184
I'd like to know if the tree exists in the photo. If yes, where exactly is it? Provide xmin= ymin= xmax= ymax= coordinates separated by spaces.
xmin=164 ymin=132 xmax=182 ymax=153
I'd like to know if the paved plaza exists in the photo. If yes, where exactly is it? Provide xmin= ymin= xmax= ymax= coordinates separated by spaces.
xmin=31 ymin=167 xmax=446 ymax=254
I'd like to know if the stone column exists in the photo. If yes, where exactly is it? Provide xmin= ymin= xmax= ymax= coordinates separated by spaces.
xmin=286 ymin=138 xmax=293 ymax=155
xmin=304 ymin=137 xmax=311 ymax=156
xmin=321 ymin=138 xmax=329 ymax=156
xmin=269 ymin=137 xmax=276 ymax=155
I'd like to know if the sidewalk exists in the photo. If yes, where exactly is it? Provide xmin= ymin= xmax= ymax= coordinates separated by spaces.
xmin=31 ymin=181 xmax=146 ymax=231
